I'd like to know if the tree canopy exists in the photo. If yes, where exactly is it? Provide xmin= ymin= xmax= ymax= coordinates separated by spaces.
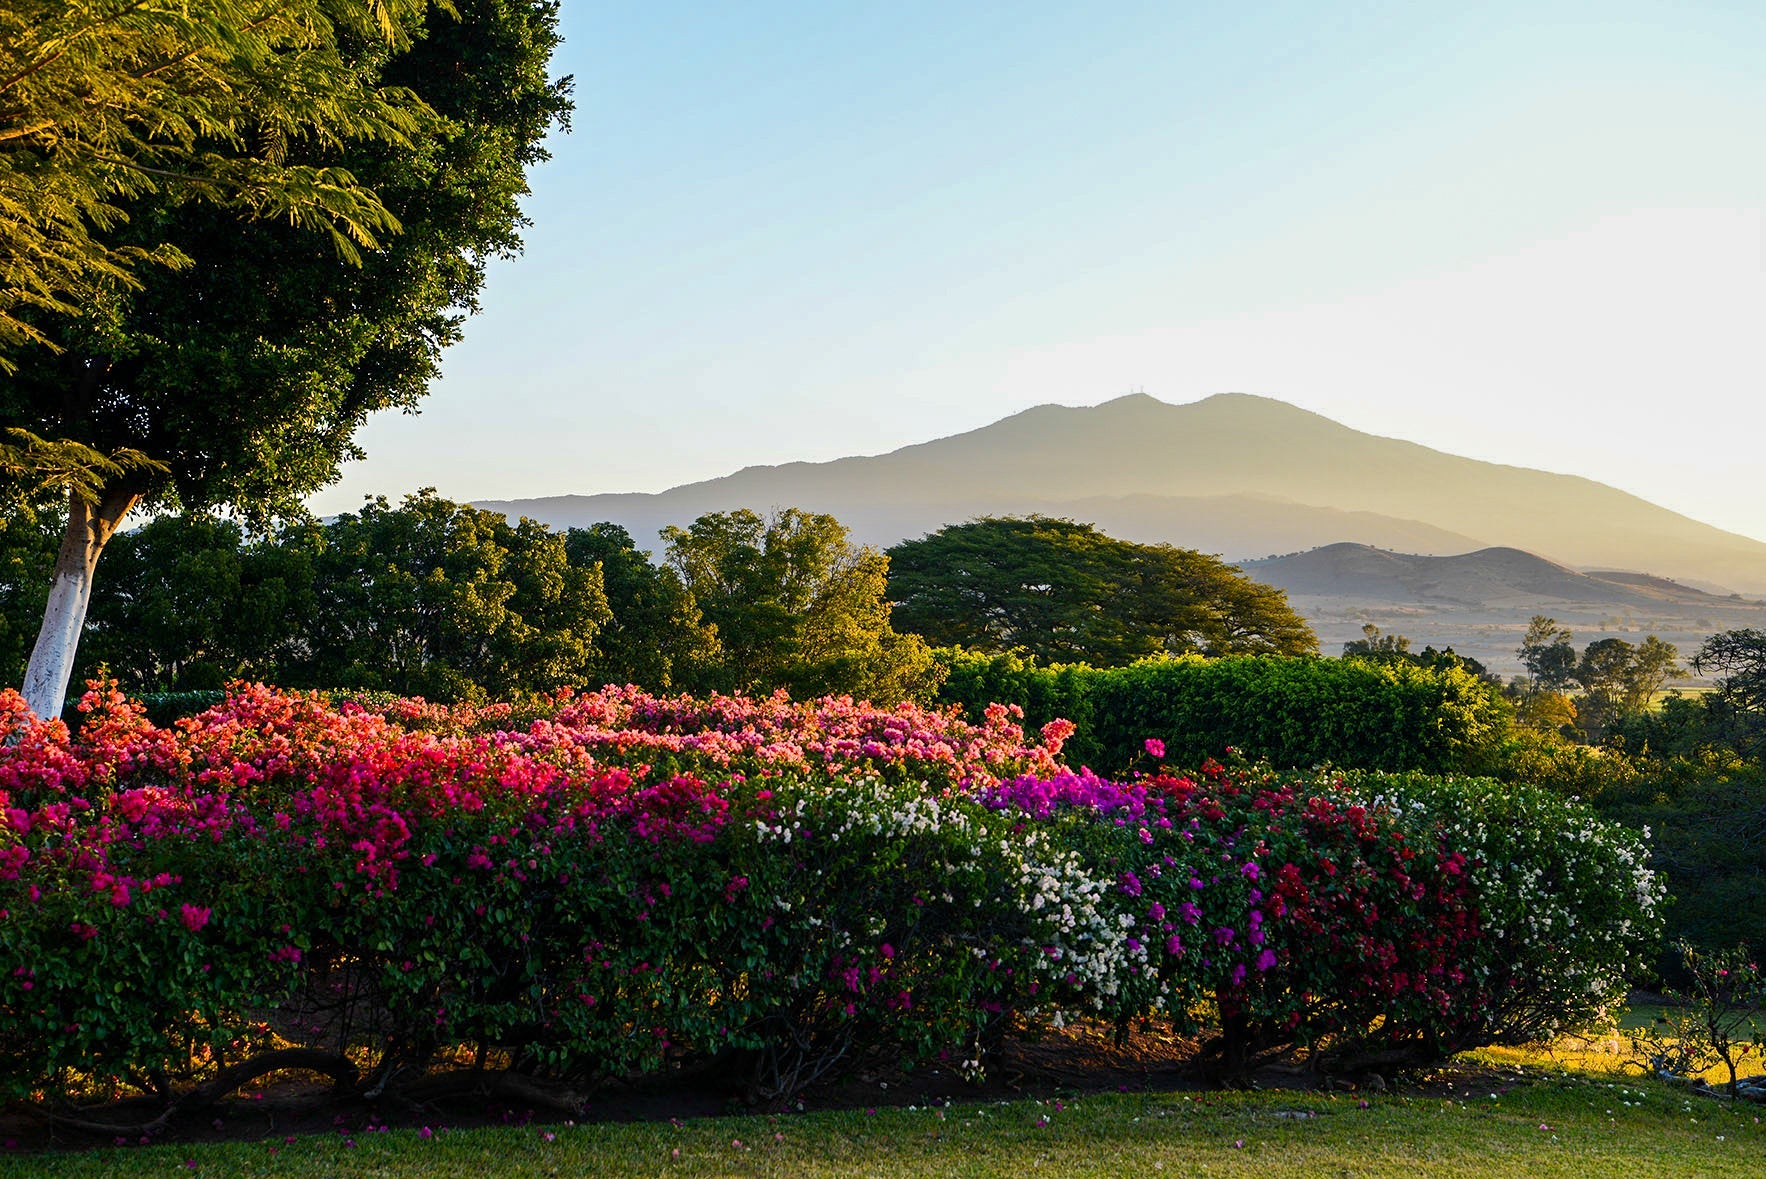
xmin=1693 ymin=628 xmax=1766 ymax=716
xmin=663 ymin=508 xmax=943 ymax=703
xmin=1 ymin=0 xmax=571 ymax=716
xmin=291 ymin=491 xmax=607 ymax=701
xmin=563 ymin=522 xmax=717 ymax=692
xmin=1517 ymin=615 xmax=1578 ymax=697
xmin=886 ymin=516 xmax=1316 ymax=666
xmin=0 ymin=0 xmax=437 ymax=366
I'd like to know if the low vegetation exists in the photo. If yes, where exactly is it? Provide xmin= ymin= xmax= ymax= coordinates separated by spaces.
xmin=1 ymin=684 xmax=1656 ymax=1114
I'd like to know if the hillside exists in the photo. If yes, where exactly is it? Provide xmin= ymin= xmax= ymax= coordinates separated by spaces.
xmin=478 ymin=392 xmax=1766 ymax=593
xmin=1242 ymin=543 xmax=1766 ymax=677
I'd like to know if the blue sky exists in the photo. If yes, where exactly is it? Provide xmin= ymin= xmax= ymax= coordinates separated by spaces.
xmin=310 ymin=1 xmax=1766 ymax=544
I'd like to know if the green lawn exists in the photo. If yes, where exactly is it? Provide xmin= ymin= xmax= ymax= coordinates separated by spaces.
xmin=3 ymin=1065 xmax=1756 ymax=1178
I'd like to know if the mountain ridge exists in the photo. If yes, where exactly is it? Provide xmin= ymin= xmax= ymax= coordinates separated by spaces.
xmin=476 ymin=393 xmax=1766 ymax=593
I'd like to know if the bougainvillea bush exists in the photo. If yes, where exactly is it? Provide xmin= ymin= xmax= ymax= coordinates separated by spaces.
xmin=0 ymin=684 xmax=1659 ymax=1106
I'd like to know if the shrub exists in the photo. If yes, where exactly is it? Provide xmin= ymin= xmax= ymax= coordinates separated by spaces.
xmin=0 ymin=683 xmax=1659 ymax=1102
xmin=936 ymin=651 xmax=1512 ymax=775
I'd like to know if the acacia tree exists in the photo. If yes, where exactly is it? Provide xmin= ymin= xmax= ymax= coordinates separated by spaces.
xmin=0 ymin=0 xmax=571 ymax=718
xmin=886 ymin=516 xmax=1315 ymax=666
xmin=1693 ymin=628 xmax=1766 ymax=715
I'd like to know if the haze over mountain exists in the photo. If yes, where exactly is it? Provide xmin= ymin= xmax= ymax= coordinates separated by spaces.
xmin=481 ymin=393 xmax=1766 ymax=595
xmin=1242 ymin=543 xmax=1766 ymax=679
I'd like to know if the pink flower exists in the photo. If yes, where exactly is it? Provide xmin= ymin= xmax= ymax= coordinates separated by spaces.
xmin=1143 ymin=738 xmax=1165 ymax=760
xmin=179 ymin=903 xmax=211 ymax=933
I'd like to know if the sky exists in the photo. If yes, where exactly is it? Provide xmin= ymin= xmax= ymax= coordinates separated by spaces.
xmin=308 ymin=0 xmax=1766 ymax=543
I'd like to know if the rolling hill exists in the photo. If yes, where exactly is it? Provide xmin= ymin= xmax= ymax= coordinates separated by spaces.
xmin=1241 ymin=543 xmax=1766 ymax=677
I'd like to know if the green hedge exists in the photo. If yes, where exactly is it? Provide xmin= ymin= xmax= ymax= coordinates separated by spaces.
xmin=936 ymin=650 xmax=1513 ymax=775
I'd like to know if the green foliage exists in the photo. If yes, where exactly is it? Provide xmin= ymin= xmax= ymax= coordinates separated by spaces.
xmin=1575 ymin=636 xmax=1683 ymax=737
xmin=2 ymin=0 xmax=572 ymax=526
xmin=0 ymin=0 xmax=437 ymax=366
xmin=1597 ymin=765 xmax=1766 ymax=958
xmin=1341 ymin=622 xmax=1411 ymax=660
xmin=887 ymin=516 xmax=1315 ymax=666
xmin=563 ymin=523 xmax=716 ymax=691
xmin=1518 ymin=615 xmax=1578 ymax=697
xmin=1628 ymin=943 xmax=1763 ymax=1096
xmin=76 ymin=514 xmax=314 ymax=691
xmin=0 ymin=511 xmax=55 ymax=682
xmin=935 ymin=650 xmax=1512 ymax=775
xmin=1694 ymin=628 xmax=1766 ymax=719
xmin=664 ymin=508 xmax=944 ymax=703
xmin=291 ymin=491 xmax=609 ymax=701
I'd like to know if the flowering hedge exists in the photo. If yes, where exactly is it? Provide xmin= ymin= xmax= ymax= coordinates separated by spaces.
xmin=0 ymin=684 xmax=1659 ymax=1104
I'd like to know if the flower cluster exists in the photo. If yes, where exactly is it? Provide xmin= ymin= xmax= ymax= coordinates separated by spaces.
xmin=0 ymin=684 xmax=1659 ymax=1097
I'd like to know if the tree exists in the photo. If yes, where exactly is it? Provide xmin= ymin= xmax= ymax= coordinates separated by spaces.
xmin=563 ymin=523 xmax=717 ymax=691
xmin=886 ymin=516 xmax=1315 ymax=666
xmin=662 ymin=508 xmax=942 ymax=703
xmin=1693 ymin=628 xmax=1766 ymax=715
xmin=1342 ymin=623 xmax=1411 ymax=661
xmin=1626 ymin=635 xmax=1683 ymax=713
xmin=0 ymin=504 xmax=57 ymax=685
xmin=0 ymin=0 xmax=434 ymax=366
xmin=292 ymin=491 xmax=608 ymax=701
xmin=1517 ymin=615 xmax=1577 ymax=699
xmin=1573 ymin=635 xmax=1682 ymax=739
xmin=0 ymin=0 xmax=571 ymax=718
xmin=76 ymin=513 xmax=315 ymax=691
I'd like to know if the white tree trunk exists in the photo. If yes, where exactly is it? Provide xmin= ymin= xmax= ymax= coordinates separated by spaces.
xmin=21 ymin=488 xmax=140 ymax=721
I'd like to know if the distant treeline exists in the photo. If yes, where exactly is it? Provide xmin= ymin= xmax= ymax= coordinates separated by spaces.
xmin=0 ymin=496 xmax=1316 ymax=707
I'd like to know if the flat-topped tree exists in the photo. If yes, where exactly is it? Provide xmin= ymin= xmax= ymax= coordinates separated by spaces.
xmin=887 ymin=516 xmax=1316 ymax=666
xmin=0 ymin=0 xmax=571 ymax=719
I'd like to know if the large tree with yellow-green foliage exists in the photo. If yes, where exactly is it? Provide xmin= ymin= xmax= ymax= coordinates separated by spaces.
xmin=663 ymin=509 xmax=944 ymax=704
xmin=0 ymin=0 xmax=571 ymax=719
xmin=0 ymin=0 xmax=434 ymax=364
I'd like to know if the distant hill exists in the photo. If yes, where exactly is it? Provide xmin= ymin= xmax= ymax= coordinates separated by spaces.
xmin=1241 ymin=544 xmax=1734 ymax=610
xmin=478 ymin=392 xmax=1766 ymax=594
xmin=1242 ymin=543 xmax=1766 ymax=678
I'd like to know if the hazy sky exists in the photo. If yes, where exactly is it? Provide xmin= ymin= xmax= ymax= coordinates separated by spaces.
xmin=308 ymin=1 xmax=1766 ymax=543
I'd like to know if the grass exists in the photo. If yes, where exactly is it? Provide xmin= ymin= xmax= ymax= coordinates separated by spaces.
xmin=3 ymin=1062 xmax=1758 ymax=1178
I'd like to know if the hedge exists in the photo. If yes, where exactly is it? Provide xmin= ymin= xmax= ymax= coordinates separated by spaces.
xmin=0 ymin=683 xmax=1656 ymax=1108
xmin=935 ymin=651 xmax=1513 ymax=775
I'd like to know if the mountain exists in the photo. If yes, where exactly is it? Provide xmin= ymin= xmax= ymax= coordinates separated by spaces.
xmin=478 ymin=392 xmax=1766 ymax=594
xmin=1241 ymin=543 xmax=1766 ymax=678
xmin=1240 ymin=544 xmax=1729 ymax=609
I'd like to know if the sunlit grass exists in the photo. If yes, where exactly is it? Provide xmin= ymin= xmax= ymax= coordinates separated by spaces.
xmin=4 ymin=1041 xmax=1758 ymax=1178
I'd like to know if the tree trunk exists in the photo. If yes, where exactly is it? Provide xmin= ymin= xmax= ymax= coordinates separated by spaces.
xmin=21 ymin=486 xmax=140 ymax=720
